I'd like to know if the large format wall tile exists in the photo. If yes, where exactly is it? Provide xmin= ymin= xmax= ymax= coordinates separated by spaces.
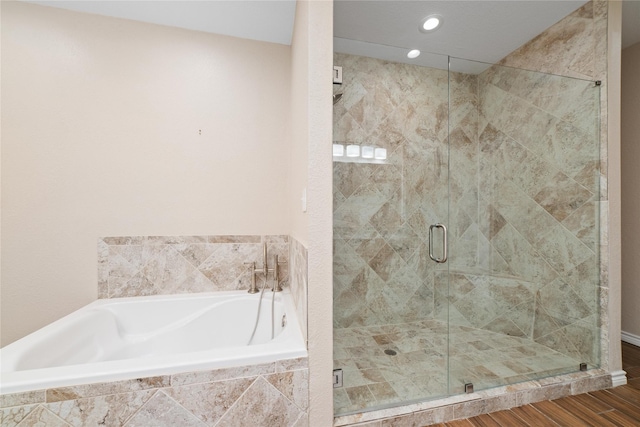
xmin=333 ymin=0 xmax=607 ymax=422
xmin=334 ymin=1 xmax=601 ymax=370
xmin=163 ymin=378 xmax=254 ymax=425
xmin=12 ymin=406 xmax=70 ymax=427
xmin=0 ymin=359 xmax=309 ymax=427
xmin=479 ymin=62 xmax=600 ymax=363
xmin=476 ymin=38 xmax=600 ymax=363
xmin=98 ymin=235 xmax=289 ymax=298
xmin=123 ymin=391 xmax=206 ymax=426
xmin=216 ymin=377 xmax=304 ymax=427
xmin=46 ymin=391 xmax=156 ymax=426
xmin=333 ymin=53 xmax=452 ymax=328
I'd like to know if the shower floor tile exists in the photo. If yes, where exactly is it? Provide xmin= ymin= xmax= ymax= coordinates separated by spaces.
xmin=333 ymin=320 xmax=581 ymax=415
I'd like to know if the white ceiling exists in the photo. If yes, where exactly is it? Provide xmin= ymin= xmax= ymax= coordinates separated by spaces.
xmin=25 ymin=0 xmax=640 ymax=61
xmin=24 ymin=0 xmax=297 ymax=45
xmin=335 ymin=1 xmax=640 ymax=72
xmin=334 ymin=1 xmax=590 ymax=72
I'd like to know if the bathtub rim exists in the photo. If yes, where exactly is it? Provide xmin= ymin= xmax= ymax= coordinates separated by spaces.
xmin=0 ymin=289 xmax=307 ymax=395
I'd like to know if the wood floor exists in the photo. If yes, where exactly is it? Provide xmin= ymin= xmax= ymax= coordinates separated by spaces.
xmin=432 ymin=342 xmax=640 ymax=427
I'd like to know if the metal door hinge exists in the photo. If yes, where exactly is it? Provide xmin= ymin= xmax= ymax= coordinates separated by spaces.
xmin=333 ymin=66 xmax=343 ymax=84
xmin=333 ymin=369 xmax=343 ymax=388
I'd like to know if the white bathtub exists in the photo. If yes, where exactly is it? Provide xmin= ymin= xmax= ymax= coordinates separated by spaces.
xmin=0 ymin=290 xmax=307 ymax=395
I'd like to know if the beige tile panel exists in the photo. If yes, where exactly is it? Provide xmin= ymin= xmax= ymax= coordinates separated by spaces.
xmin=123 ymin=391 xmax=206 ymax=427
xmin=45 ymin=376 xmax=170 ymax=403
xmin=1 ymin=404 xmax=39 ymax=426
xmin=170 ymin=362 xmax=276 ymax=387
xmin=0 ymin=391 xmax=45 ymax=409
xmin=2 ymin=362 xmax=310 ymax=426
xmin=12 ymin=405 xmax=70 ymax=427
xmin=276 ymin=357 xmax=309 ymax=372
xmin=98 ymin=235 xmax=290 ymax=297
xmin=216 ymin=377 xmax=303 ymax=427
xmin=265 ymin=369 xmax=310 ymax=411
xmin=46 ymin=390 xmax=156 ymax=426
xmin=163 ymin=378 xmax=254 ymax=425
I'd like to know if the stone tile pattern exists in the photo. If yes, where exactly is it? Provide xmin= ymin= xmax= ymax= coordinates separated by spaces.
xmin=289 ymin=237 xmax=308 ymax=343
xmin=333 ymin=52 xmax=451 ymax=329
xmin=333 ymin=320 xmax=583 ymax=415
xmin=334 ymin=0 xmax=611 ymax=426
xmin=496 ymin=0 xmax=611 ymax=371
xmin=473 ymin=0 xmax=606 ymax=367
xmin=471 ymin=62 xmax=601 ymax=365
xmin=334 ymin=366 xmax=611 ymax=426
xmin=0 ymin=358 xmax=309 ymax=427
xmin=98 ymin=235 xmax=290 ymax=298
xmin=333 ymin=50 xmax=600 ymax=359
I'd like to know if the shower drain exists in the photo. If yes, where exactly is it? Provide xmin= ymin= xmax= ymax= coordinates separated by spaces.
xmin=384 ymin=349 xmax=397 ymax=356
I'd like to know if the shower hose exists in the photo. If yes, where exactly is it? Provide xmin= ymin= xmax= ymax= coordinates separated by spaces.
xmin=247 ymin=277 xmax=276 ymax=345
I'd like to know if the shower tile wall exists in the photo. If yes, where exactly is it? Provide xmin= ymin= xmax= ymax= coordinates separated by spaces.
xmin=334 ymin=0 xmax=611 ymax=425
xmin=98 ymin=235 xmax=290 ymax=298
xmin=331 ymin=54 xmax=506 ymax=328
xmin=334 ymin=52 xmax=600 ymax=361
xmin=495 ymin=0 xmax=609 ymax=369
xmin=333 ymin=53 xmax=451 ymax=328
xmin=333 ymin=55 xmax=600 ymax=419
xmin=473 ymin=64 xmax=600 ymax=365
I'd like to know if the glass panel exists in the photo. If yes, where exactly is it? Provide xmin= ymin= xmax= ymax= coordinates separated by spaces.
xmin=332 ymin=47 xmax=450 ymax=415
xmin=332 ymin=49 xmax=600 ymax=418
xmin=447 ymin=57 xmax=601 ymax=394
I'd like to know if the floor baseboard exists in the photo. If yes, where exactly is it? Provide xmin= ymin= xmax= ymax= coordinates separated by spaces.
xmin=622 ymin=331 xmax=640 ymax=347
xmin=611 ymin=369 xmax=628 ymax=387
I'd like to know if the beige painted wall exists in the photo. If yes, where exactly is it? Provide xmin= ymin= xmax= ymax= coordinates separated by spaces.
xmin=289 ymin=0 xmax=309 ymax=247
xmin=607 ymin=0 xmax=623 ymax=376
xmin=1 ymin=2 xmax=292 ymax=345
xmin=291 ymin=1 xmax=334 ymax=425
xmin=621 ymin=42 xmax=640 ymax=339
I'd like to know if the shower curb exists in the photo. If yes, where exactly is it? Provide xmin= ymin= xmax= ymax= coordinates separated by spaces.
xmin=333 ymin=369 xmax=614 ymax=426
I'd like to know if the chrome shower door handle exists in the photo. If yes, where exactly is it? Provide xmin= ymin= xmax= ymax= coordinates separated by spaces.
xmin=429 ymin=224 xmax=448 ymax=263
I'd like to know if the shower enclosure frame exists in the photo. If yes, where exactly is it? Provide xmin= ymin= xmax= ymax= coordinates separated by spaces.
xmin=332 ymin=51 xmax=602 ymax=417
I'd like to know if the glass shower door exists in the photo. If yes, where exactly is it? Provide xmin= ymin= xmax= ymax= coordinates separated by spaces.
xmin=446 ymin=57 xmax=601 ymax=394
xmin=332 ymin=50 xmax=451 ymax=415
xmin=332 ymin=52 xmax=601 ymax=417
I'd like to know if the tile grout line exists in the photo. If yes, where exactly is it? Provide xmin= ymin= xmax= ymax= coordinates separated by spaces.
xmin=119 ymin=388 xmax=161 ymax=427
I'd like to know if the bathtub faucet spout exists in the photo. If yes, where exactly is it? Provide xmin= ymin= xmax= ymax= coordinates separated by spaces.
xmin=245 ymin=243 xmax=286 ymax=293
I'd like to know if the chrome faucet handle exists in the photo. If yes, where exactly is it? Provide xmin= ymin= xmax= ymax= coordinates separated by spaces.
xmin=244 ymin=262 xmax=259 ymax=294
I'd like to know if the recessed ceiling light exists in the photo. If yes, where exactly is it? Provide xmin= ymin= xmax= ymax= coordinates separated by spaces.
xmin=420 ymin=15 xmax=442 ymax=33
xmin=407 ymin=49 xmax=421 ymax=59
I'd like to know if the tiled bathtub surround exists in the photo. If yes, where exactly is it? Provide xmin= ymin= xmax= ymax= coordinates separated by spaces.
xmin=99 ymin=234 xmax=310 ymax=342
xmin=0 ymin=358 xmax=309 ymax=427
xmin=1 ymin=235 xmax=310 ymax=425
xmin=98 ymin=235 xmax=290 ymax=298
xmin=289 ymin=238 xmax=309 ymax=343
